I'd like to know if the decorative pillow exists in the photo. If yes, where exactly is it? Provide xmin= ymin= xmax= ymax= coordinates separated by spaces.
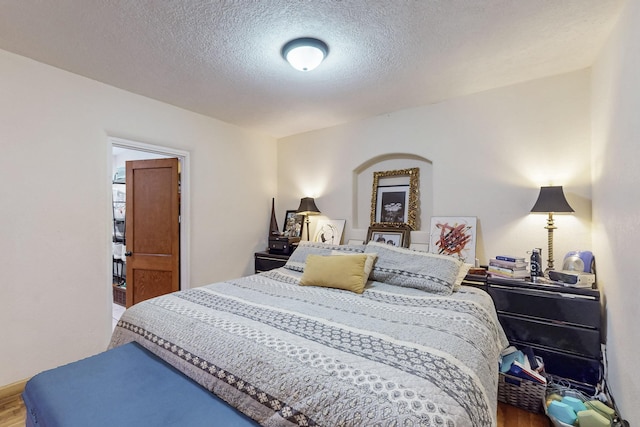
xmin=283 ymin=241 xmax=365 ymax=272
xmin=453 ymin=263 xmax=473 ymax=292
xmin=300 ymin=254 xmax=369 ymax=293
xmin=364 ymin=241 xmax=463 ymax=295
xmin=331 ymin=250 xmax=378 ymax=288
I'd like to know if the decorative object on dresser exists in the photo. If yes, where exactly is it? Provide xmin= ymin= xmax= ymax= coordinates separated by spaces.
xmin=488 ymin=276 xmax=602 ymax=396
xmin=268 ymin=235 xmax=298 ymax=255
xmin=282 ymin=210 xmax=303 ymax=238
xmin=296 ymin=197 xmax=321 ymax=241
xmin=370 ymin=167 xmax=419 ymax=230
xmin=268 ymin=197 xmax=279 ymax=236
xmin=429 ymin=216 xmax=477 ymax=263
xmin=267 ymin=198 xmax=299 ymax=255
xmin=530 ymin=185 xmax=575 ymax=270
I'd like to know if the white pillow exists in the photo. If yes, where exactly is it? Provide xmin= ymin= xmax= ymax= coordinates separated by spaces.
xmin=453 ymin=263 xmax=473 ymax=292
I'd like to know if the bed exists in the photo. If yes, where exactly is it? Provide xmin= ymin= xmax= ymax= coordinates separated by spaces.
xmin=109 ymin=241 xmax=509 ymax=426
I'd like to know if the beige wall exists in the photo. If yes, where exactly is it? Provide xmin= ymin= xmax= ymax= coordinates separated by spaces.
xmin=592 ymin=0 xmax=640 ymax=422
xmin=0 ymin=49 xmax=277 ymax=385
xmin=277 ymin=70 xmax=593 ymax=266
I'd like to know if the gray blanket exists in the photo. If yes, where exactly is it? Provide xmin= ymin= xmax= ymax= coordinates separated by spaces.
xmin=110 ymin=268 xmax=508 ymax=426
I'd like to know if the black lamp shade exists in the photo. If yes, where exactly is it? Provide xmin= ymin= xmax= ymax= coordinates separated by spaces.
xmin=530 ymin=186 xmax=574 ymax=213
xmin=296 ymin=197 xmax=320 ymax=215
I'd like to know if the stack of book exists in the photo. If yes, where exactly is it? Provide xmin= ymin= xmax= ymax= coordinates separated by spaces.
xmin=488 ymin=255 xmax=529 ymax=279
xmin=500 ymin=346 xmax=547 ymax=384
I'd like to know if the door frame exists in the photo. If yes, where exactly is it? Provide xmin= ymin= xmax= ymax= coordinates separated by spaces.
xmin=108 ymin=136 xmax=190 ymax=292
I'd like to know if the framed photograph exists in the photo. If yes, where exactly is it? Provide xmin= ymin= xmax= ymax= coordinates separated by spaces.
xmin=366 ymin=225 xmax=411 ymax=248
xmin=282 ymin=210 xmax=303 ymax=238
xmin=429 ymin=216 xmax=477 ymax=263
xmin=370 ymin=168 xmax=419 ymax=230
xmin=313 ymin=219 xmax=346 ymax=245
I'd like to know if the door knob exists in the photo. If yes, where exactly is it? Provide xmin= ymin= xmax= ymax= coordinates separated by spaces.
xmin=124 ymin=251 xmax=132 ymax=257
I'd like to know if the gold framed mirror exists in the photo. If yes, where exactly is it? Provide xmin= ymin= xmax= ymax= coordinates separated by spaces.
xmin=370 ymin=167 xmax=419 ymax=230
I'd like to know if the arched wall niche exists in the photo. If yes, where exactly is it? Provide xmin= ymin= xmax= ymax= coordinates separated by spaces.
xmin=351 ymin=153 xmax=433 ymax=243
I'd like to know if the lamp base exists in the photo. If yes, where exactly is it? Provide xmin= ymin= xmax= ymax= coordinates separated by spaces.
xmin=544 ymin=212 xmax=557 ymax=271
xmin=304 ymin=216 xmax=311 ymax=241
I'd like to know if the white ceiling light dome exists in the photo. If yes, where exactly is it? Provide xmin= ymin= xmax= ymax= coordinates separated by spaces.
xmin=282 ymin=37 xmax=329 ymax=72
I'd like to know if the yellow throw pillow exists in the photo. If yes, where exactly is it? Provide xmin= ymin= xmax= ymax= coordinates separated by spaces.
xmin=331 ymin=250 xmax=378 ymax=287
xmin=300 ymin=254 xmax=368 ymax=293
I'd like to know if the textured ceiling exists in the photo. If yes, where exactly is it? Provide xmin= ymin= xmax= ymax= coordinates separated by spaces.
xmin=0 ymin=0 xmax=624 ymax=138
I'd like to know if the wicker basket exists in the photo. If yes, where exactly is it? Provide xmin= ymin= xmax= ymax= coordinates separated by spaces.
xmin=112 ymin=285 xmax=126 ymax=306
xmin=498 ymin=372 xmax=547 ymax=413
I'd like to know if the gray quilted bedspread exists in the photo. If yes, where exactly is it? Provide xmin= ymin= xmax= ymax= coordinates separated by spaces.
xmin=109 ymin=268 xmax=508 ymax=427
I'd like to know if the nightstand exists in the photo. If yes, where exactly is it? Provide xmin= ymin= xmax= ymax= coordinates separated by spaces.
xmin=254 ymin=251 xmax=290 ymax=273
xmin=462 ymin=273 xmax=488 ymax=292
xmin=487 ymin=276 xmax=602 ymax=395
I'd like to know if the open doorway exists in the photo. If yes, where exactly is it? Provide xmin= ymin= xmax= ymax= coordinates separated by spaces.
xmin=109 ymin=137 xmax=190 ymax=329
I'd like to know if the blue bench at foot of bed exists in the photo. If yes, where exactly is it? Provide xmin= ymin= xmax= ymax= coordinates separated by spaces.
xmin=22 ymin=342 xmax=260 ymax=427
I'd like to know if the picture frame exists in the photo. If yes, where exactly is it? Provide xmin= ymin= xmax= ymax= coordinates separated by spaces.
xmin=282 ymin=210 xmax=304 ymax=238
xmin=365 ymin=224 xmax=411 ymax=248
xmin=313 ymin=219 xmax=346 ymax=245
xmin=370 ymin=168 xmax=419 ymax=230
xmin=429 ymin=216 xmax=477 ymax=263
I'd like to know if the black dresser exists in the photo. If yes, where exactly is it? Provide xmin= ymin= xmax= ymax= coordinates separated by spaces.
xmin=254 ymin=251 xmax=290 ymax=273
xmin=486 ymin=276 xmax=602 ymax=394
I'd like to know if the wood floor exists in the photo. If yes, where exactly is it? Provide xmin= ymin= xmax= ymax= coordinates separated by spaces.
xmin=0 ymin=392 xmax=26 ymax=427
xmin=1 ymin=389 xmax=549 ymax=427
xmin=497 ymin=401 xmax=550 ymax=427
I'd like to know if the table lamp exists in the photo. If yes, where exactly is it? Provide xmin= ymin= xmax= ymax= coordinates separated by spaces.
xmin=530 ymin=186 xmax=574 ymax=270
xmin=296 ymin=197 xmax=321 ymax=241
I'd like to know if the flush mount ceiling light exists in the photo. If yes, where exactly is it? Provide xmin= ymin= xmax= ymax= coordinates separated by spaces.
xmin=282 ymin=37 xmax=328 ymax=72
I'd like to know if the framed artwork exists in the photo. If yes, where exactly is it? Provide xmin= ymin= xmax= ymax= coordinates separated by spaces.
xmin=313 ymin=219 xmax=346 ymax=245
xmin=370 ymin=168 xmax=419 ymax=230
xmin=375 ymin=185 xmax=409 ymax=223
xmin=282 ymin=210 xmax=303 ymax=238
xmin=366 ymin=225 xmax=411 ymax=248
xmin=429 ymin=216 xmax=477 ymax=263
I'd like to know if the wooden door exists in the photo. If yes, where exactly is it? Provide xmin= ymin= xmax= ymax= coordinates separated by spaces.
xmin=125 ymin=158 xmax=180 ymax=307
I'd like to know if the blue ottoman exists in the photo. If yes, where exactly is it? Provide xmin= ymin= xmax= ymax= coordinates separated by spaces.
xmin=22 ymin=342 xmax=259 ymax=427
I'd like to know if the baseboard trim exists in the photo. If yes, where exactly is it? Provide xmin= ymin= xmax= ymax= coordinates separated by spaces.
xmin=0 ymin=379 xmax=28 ymax=400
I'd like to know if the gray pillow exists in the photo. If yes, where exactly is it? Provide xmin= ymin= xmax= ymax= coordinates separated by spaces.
xmin=284 ymin=241 xmax=365 ymax=272
xmin=364 ymin=241 xmax=463 ymax=295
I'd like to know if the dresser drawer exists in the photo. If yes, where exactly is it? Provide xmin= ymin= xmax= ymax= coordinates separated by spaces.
xmin=497 ymin=313 xmax=601 ymax=358
xmin=254 ymin=252 xmax=289 ymax=273
xmin=489 ymin=284 xmax=600 ymax=329
xmin=526 ymin=346 xmax=601 ymax=391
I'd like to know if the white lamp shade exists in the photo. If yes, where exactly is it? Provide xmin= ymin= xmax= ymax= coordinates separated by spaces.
xmin=282 ymin=38 xmax=328 ymax=72
xmin=285 ymin=45 xmax=325 ymax=71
